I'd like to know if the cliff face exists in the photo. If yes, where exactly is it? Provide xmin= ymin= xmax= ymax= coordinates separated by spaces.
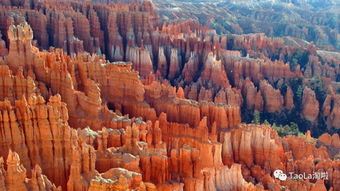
xmin=259 ymin=80 xmax=284 ymax=113
xmin=322 ymin=94 xmax=340 ymax=129
xmin=0 ymin=94 xmax=93 ymax=189
xmin=0 ymin=1 xmax=338 ymax=191
xmin=0 ymin=0 xmax=337 ymax=131
xmin=0 ymin=65 xmax=37 ymax=102
xmin=6 ymin=22 xmax=34 ymax=72
xmin=301 ymin=87 xmax=320 ymax=122
xmin=0 ymin=150 xmax=61 ymax=191
xmin=0 ymin=22 xmax=244 ymax=190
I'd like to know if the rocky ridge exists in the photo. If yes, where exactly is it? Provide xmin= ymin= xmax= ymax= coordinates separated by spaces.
xmin=0 ymin=1 xmax=338 ymax=191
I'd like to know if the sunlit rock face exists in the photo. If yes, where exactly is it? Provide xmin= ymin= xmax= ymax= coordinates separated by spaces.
xmin=0 ymin=1 xmax=338 ymax=191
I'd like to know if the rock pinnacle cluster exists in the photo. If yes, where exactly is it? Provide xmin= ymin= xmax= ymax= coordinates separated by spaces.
xmin=0 ymin=0 xmax=338 ymax=191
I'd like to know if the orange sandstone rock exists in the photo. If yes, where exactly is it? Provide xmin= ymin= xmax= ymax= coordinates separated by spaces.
xmin=259 ymin=80 xmax=284 ymax=112
xmin=0 ymin=150 xmax=60 ymax=191
xmin=302 ymin=87 xmax=319 ymax=121
xmin=0 ymin=5 xmax=337 ymax=191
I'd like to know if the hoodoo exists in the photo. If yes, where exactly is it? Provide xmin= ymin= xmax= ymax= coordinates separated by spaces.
xmin=0 ymin=0 xmax=338 ymax=190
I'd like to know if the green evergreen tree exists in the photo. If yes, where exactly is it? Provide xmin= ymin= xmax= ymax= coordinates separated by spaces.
xmin=252 ymin=110 xmax=261 ymax=124
xmin=263 ymin=120 xmax=270 ymax=125
xmin=271 ymin=122 xmax=301 ymax=137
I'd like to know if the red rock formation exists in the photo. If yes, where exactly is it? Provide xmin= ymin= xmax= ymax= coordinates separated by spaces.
xmin=157 ymin=47 xmax=168 ymax=78
xmin=284 ymin=87 xmax=294 ymax=110
xmin=127 ymin=46 xmax=153 ymax=76
xmin=214 ymin=87 xmax=242 ymax=106
xmin=88 ymin=168 xmax=148 ymax=191
xmin=0 ymin=0 xmax=157 ymax=59
xmin=0 ymin=95 xmax=78 ymax=188
xmin=182 ymin=53 xmax=199 ymax=83
xmin=0 ymin=65 xmax=37 ymax=102
xmin=223 ymin=54 xmax=298 ymax=85
xmin=198 ymin=52 xmax=230 ymax=89
xmin=25 ymin=10 xmax=49 ymax=49
xmin=49 ymin=13 xmax=84 ymax=55
xmin=66 ymin=144 xmax=96 ymax=191
xmin=176 ymin=87 xmax=185 ymax=99
xmin=220 ymin=125 xmax=339 ymax=190
xmin=0 ymin=150 xmax=61 ymax=191
xmin=7 ymin=22 xmax=34 ymax=72
xmin=305 ymin=54 xmax=338 ymax=80
xmin=302 ymin=87 xmax=319 ymax=121
xmin=322 ymin=93 xmax=340 ymax=129
xmin=0 ymin=2 xmax=338 ymax=191
xmin=242 ymin=78 xmax=263 ymax=111
xmin=106 ymin=11 xmax=124 ymax=61
xmin=88 ymin=9 xmax=104 ymax=54
xmin=168 ymin=48 xmax=181 ymax=79
xmin=144 ymin=81 xmax=241 ymax=131
xmin=259 ymin=80 xmax=284 ymax=112
xmin=0 ymin=31 xmax=8 ymax=56
xmin=221 ymin=124 xmax=285 ymax=170
xmin=71 ymin=12 xmax=99 ymax=54
xmin=202 ymin=164 xmax=259 ymax=191
xmin=318 ymin=133 xmax=340 ymax=149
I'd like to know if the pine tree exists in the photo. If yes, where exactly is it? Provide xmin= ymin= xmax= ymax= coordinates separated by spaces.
xmin=252 ymin=110 xmax=261 ymax=124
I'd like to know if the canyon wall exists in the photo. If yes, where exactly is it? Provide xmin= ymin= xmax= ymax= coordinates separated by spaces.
xmin=0 ymin=1 xmax=338 ymax=191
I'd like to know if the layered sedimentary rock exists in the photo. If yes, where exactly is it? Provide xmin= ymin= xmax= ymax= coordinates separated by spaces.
xmin=25 ymin=10 xmax=49 ymax=50
xmin=305 ymin=54 xmax=338 ymax=80
xmin=0 ymin=65 xmax=37 ymax=102
xmin=202 ymin=164 xmax=258 ymax=191
xmin=182 ymin=53 xmax=200 ymax=83
xmin=144 ymin=81 xmax=241 ymax=131
xmin=198 ymin=52 xmax=230 ymax=89
xmin=0 ymin=22 xmax=245 ymax=191
xmin=0 ymin=0 xmax=336 ymax=130
xmin=242 ymin=78 xmax=264 ymax=111
xmin=0 ymin=94 xmax=89 ymax=189
xmin=221 ymin=125 xmax=339 ymax=191
xmin=322 ymin=93 xmax=340 ymax=129
xmin=259 ymin=80 xmax=284 ymax=112
xmin=222 ymin=51 xmax=299 ymax=85
xmin=318 ymin=133 xmax=340 ymax=158
xmin=128 ymin=46 xmax=153 ymax=76
xmin=157 ymin=47 xmax=168 ymax=78
xmin=284 ymin=87 xmax=294 ymax=110
xmin=302 ymin=87 xmax=320 ymax=122
xmin=0 ymin=2 xmax=338 ymax=191
xmin=6 ymin=22 xmax=34 ymax=72
xmin=168 ymin=48 xmax=181 ymax=79
xmin=0 ymin=150 xmax=61 ymax=191
xmin=221 ymin=124 xmax=285 ymax=170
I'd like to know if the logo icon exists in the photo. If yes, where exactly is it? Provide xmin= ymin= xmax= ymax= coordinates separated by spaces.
xmin=273 ymin=169 xmax=287 ymax=181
